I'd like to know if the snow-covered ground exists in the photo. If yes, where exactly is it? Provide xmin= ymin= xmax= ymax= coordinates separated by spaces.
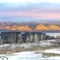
xmin=0 ymin=41 xmax=52 ymax=48
xmin=43 ymin=48 xmax=60 ymax=54
xmin=0 ymin=49 xmax=60 ymax=60
xmin=0 ymin=40 xmax=60 ymax=60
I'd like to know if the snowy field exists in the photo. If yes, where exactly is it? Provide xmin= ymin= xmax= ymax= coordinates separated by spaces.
xmin=0 ymin=48 xmax=60 ymax=60
xmin=0 ymin=42 xmax=52 ymax=54
xmin=0 ymin=40 xmax=60 ymax=60
xmin=43 ymin=48 xmax=60 ymax=54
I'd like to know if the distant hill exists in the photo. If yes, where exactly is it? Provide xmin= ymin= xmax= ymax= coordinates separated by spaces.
xmin=0 ymin=21 xmax=60 ymax=31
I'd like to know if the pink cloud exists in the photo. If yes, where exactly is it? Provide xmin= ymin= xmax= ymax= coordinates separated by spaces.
xmin=0 ymin=10 xmax=60 ymax=19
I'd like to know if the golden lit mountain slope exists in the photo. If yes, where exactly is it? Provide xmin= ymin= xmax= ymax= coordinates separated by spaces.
xmin=0 ymin=23 xmax=60 ymax=31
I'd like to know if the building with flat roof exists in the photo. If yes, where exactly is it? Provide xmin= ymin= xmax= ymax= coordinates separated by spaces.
xmin=0 ymin=30 xmax=46 ymax=44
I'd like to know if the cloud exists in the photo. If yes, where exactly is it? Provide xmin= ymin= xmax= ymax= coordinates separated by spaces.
xmin=0 ymin=0 xmax=60 ymax=21
xmin=0 ymin=10 xmax=60 ymax=19
xmin=0 ymin=3 xmax=60 ymax=11
xmin=0 ymin=0 xmax=60 ymax=4
xmin=0 ymin=0 xmax=60 ymax=12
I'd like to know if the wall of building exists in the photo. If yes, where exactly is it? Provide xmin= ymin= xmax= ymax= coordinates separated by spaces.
xmin=0 ymin=31 xmax=46 ymax=44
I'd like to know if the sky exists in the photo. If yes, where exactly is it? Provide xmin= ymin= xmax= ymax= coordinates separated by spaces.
xmin=0 ymin=0 xmax=60 ymax=22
